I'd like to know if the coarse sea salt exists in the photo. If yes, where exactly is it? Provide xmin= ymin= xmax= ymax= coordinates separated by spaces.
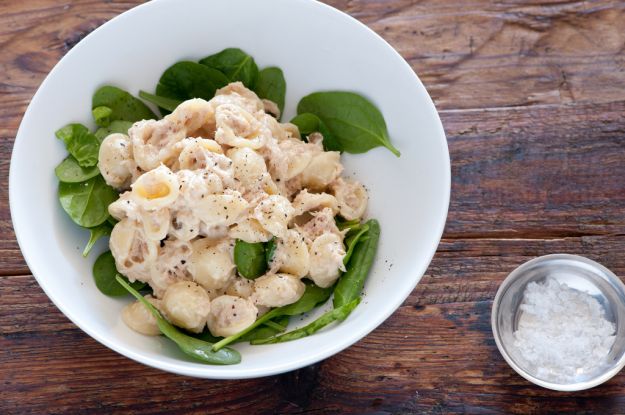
xmin=513 ymin=278 xmax=616 ymax=383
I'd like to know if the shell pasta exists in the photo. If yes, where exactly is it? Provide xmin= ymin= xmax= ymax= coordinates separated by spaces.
xmin=100 ymin=82 xmax=369 ymax=338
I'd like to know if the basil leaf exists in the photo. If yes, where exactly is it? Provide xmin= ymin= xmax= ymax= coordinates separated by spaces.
xmin=334 ymin=219 xmax=380 ymax=308
xmin=199 ymin=48 xmax=259 ymax=88
xmin=58 ymin=175 xmax=118 ymax=228
xmin=92 ymin=85 xmax=157 ymax=124
xmin=93 ymin=251 xmax=144 ymax=296
xmin=83 ymin=222 xmax=113 ymax=257
xmin=251 ymin=298 xmax=360 ymax=345
xmin=297 ymin=92 xmax=400 ymax=156
xmin=234 ymin=240 xmax=267 ymax=279
xmin=255 ymin=67 xmax=286 ymax=118
xmin=55 ymin=124 xmax=100 ymax=167
xmin=138 ymin=91 xmax=181 ymax=113
xmin=155 ymin=61 xmax=229 ymax=112
xmin=54 ymin=155 xmax=100 ymax=183
xmin=290 ymin=113 xmax=340 ymax=151
xmin=94 ymin=120 xmax=135 ymax=141
xmin=116 ymin=276 xmax=241 ymax=365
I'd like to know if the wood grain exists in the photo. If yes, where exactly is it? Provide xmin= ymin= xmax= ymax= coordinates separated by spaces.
xmin=334 ymin=0 xmax=625 ymax=109
xmin=2 ymin=0 xmax=625 ymax=413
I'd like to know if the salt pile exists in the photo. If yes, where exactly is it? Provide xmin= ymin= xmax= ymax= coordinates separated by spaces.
xmin=513 ymin=278 xmax=615 ymax=383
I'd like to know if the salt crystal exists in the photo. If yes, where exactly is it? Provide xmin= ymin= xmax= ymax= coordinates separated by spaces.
xmin=512 ymin=278 xmax=615 ymax=383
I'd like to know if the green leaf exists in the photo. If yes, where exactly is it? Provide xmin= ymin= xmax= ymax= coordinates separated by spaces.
xmin=93 ymin=251 xmax=144 ymax=296
xmin=265 ymin=237 xmax=277 ymax=266
xmin=261 ymin=319 xmax=287 ymax=332
xmin=188 ymin=329 xmax=222 ymax=343
xmin=54 ymin=155 xmax=100 ymax=183
xmin=55 ymin=124 xmax=76 ymax=145
xmin=254 ymin=67 xmax=286 ymax=118
xmin=92 ymin=85 xmax=157 ymax=123
xmin=238 ymin=316 xmax=289 ymax=342
xmin=251 ymin=298 xmax=361 ymax=345
xmin=276 ymin=282 xmax=334 ymax=316
xmin=335 ymin=217 xmax=360 ymax=231
xmin=58 ymin=175 xmax=119 ymax=228
xmin=297 ymin=92 xmax=400 ymax=156
xmin=83 ymin=222 xmax=113 ymax=257
xmin=55 ymin=124 xmax=101 ymax=167
xmin=92 ymin=106 xmax=113 ymax=127
xmin=212 ymin=282 xmax=333 ymax=351
xmin=155 ymin=61 xmax=229 ymax=112
xmin=234 ymin=240 xmax=267 ymax=279
xmin=199 ymin=48 xmax=259 ymax=88
xmin=138 ymin=91 xmax=181 ymax=113
xmin=188 ymin=315 xmax=289 ymax=345
xmin=290 ymin=113 xmax=340 ymax=151
xmin=343 ymin=224 xmax=369 ymax=265
xmin=94 ymin=120 xmax=134 ymax=141
xmin=334 ymin=219 xmax=380 ymax=308
xmin=116 ymin=276 xmax=241 ymax=365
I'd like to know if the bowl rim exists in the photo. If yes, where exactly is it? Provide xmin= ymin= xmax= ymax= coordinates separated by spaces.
xmin=491 ymin=253 xmax=625 ymax=391
xmin=9 ymin=0 xmax=451 ymax=378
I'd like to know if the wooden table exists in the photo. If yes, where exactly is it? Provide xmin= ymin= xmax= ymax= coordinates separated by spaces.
xmin=2 ymin=1 xmax=625 ymax=413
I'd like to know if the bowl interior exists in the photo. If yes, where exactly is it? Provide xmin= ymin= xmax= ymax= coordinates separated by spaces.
xmin=10 ymin=0 xmax=449 ymax=378
xmin=494 ymin=254 xmax=625 ymax=390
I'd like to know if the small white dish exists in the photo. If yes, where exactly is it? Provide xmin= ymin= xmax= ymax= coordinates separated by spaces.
xmin=10 ymin=0 xmax=450 ymax=378
xmin=492 ymin=254 xmax=625 ymax=391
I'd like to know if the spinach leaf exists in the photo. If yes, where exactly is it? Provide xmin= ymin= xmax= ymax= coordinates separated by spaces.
xmin=212 ymin=282 xmax=333 ymax=351
xmin=155 ymin=61 xmax=229 ymax=111
xmin=56 ymin=124 xmax=100 ymax=167
xmin=297 ymin=92 xmax=400 ymax=156
xmin=238 ymin=316 xmax=290 ymax=343
xmin=290 ymin=113 xmax=340 ymax=151
xmin=55 ymin=155 xmax=100 ymax=183
xmin=265 ymin=237 xmax=277 ymax=266
xmin=255 ymin=67 xmax=286 ymax=118
xmin=116 ymin=276 xmax=241 ymax=365
xmin=138 ymin=91 xmax=181 ymax=113
xmin=199 ymin=48 xmax=258 ymax=88
xmin=277 ymin=282 xmax=333 ymax=316
xmin=58 ymin=175 xmax=118 ymax=228
xmin=234 ymin=240 xmax=267 ymax=279
xmin=343 ymin=223 xmax=369 ymax=265
xmin=93 ymin=251 xmax=144 ymax=296
xmin=335 ymin=217 xmax=360 ymax=231
xmin=94 ymin=120 xmax=135 ymax=141
xmin=189 ymin=315 xmax=289 ymax=345
xmin=83 ymin=222 xmax=113 ymax=257
xmin=261 ymin=319 xmax=288 ymax=332
xmin=189 ymin=329 xmax=222 ymax=343
xmin=92 ymin=85 xmax=157 ymax=126
xmin=251 ymin=298 xmax=360 ymax=345
xmin=92 ymin=106 xmax=113 ymax=128
xmin=334 ymin=219 xmax=380 ymax=308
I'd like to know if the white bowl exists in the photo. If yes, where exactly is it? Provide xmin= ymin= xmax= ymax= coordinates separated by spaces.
xmin=10 ymin=0 xmax=450 ymax=378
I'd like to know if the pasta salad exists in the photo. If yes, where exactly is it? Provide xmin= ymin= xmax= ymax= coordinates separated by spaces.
xmin=54 ymin=48 xmax=398 ymax=364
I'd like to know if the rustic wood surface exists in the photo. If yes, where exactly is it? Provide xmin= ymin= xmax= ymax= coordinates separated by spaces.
xmin=2 ymin=0 xmax=625 ymax=413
